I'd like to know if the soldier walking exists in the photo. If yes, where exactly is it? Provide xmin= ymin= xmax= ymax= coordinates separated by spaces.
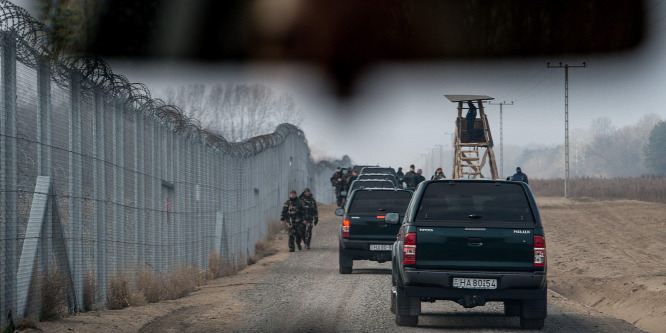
xmin=281 ymin=190 xmax=305 ymax=252
xmin=299 ymin=188 xmax=319 ymax=250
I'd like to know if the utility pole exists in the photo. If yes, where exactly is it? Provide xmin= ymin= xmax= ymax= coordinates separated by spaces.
xmin=486 ymin=101 xmax=514 ymax=177
xmin=547 ymin=62 xmax=586 ymax=199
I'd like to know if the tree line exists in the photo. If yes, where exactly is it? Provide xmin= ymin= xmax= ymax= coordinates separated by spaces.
xmin=507 ymin=114 xmax=666 ymax=178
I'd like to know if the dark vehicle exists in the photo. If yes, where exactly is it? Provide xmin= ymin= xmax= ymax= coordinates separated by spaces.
xmin=351 ymin=165 xmax=377 ymax=174
xmin=336 ymin=188 xmax=413 ymax=274
xmin=389 ymin=180 xmax=547 ymax=329
xmin=345 ymin=180 xmax=397 ymax=197
xmin=356 ymin=173 xmax=399 ymax=187
xmin=359 ymin=166 xmax=396 ymax=176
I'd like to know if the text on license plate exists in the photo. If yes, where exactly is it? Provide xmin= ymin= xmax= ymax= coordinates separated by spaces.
xmin=369 ymin=244 xmax=392 ymax=251
xmin=452 ymin=278 xmax=497 ymax=289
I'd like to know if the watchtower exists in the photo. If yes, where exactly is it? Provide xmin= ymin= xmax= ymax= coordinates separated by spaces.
xmin=445 ymin=95 xmax=499 ymax=179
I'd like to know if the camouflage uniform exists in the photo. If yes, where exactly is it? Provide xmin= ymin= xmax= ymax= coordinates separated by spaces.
xmin=281 ymin=193 xmax=305 ymax=251
xmin=299 ymin=189 xmax=319 ymax=249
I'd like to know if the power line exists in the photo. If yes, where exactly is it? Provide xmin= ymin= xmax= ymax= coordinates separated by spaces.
xmin=547 ymin=62 xmax=587 ymax=199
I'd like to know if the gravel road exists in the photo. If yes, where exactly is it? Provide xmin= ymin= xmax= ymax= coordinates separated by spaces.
xmin=230 ymin=205 xmax=644 ymax=332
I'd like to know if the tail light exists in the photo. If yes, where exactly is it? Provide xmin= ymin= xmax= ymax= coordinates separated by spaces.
xmin=403 ymin=232 xmax=417 ymax=265
xmin=342 ymin=219 xmax=350 ymax=238
xmin=534 ymin=235 xmax=546 ymax=267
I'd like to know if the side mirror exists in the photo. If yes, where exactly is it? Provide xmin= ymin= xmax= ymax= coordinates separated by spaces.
xmin=385 ymin=212 xmax=400 ymax=225
xmin=335 ymin=208 xmax=344 ymax=216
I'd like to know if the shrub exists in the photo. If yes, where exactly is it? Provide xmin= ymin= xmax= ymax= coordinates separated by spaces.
xmin=41 ymin=264 xmax=68 ymax=320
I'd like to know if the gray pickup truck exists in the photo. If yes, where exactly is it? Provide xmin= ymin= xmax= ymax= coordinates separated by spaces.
xmin=388 ymin=179 xmax=547 ymax=329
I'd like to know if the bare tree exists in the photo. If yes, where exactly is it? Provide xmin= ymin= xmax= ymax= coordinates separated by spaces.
xmin=162 ymin=83 xmax=303 ymax=142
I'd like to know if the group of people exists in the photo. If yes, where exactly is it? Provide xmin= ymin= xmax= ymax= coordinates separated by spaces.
xmin=398 ymin=164 xmax=446 ymax=188
xmin=280 ymin=188 xmax=319 ymax=252
xmin=329 ymin=166 xmax=360 ymax=207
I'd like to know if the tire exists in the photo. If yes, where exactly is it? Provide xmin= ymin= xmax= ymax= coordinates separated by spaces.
xmin=395 ymin=314 xmax=418 ymax=327
xmin=339 ymin=248 xmax=353 ymax=274
xmin=520 ymin=317 xmax=544 ymax=330
xmin=504 ymin=301 xmax=521 ymax=317
xmin=394 ymin=285 xmax=419 ymax=327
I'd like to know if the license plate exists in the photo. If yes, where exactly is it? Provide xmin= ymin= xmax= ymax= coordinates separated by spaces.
xmin=452 ymin=278 xmax=497 ymax=289
xmin=369 ymin=244 xmax=392 ymax=251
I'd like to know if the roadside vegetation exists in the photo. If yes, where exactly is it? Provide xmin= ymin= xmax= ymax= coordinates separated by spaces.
xmin=530 ymin=176 xmax=666 ymax=203
xmin=26 ymin=219 xmax=282 ymax=327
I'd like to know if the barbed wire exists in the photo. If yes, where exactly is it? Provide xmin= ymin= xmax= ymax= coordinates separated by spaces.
xmin=0 ymin=0 xmax=309 ymax=158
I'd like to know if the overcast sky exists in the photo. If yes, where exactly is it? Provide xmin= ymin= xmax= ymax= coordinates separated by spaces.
xmin=12 ymin=0 xmax=666 ymax=174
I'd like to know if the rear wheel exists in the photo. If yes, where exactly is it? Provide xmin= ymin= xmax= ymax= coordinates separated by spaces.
xmin=520 ymin=317 xmax=544 ymax=330
xmin=394 ymin=285 xmax=419 ymax=327
xmin=339 ymin=248 xmax=353 ymax=274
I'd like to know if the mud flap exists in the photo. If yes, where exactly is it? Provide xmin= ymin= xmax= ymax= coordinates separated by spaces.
xmin=521 ymin=299 xmax=547 ymax=318
xmin=395 ymin=286 xmax=421 ymax=316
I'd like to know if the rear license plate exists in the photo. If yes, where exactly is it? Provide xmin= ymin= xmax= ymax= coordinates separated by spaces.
xmin=369 ymin=244 xmax=392 ymax=251
xmin=452 ymin=278 xmax=497 ymax=289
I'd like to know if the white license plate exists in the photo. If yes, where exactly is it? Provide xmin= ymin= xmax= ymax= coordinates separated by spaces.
xmin=452 ymin=278 xmax=497 ymax=289
xmin=369 ymin=244 xmax=392 ymax=251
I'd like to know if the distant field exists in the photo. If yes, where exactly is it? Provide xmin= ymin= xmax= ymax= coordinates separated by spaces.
xmin=530 ymin=176 xmax=666 ymax=203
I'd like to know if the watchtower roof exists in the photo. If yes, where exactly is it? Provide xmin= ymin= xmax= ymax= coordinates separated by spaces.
xmin=445 ymin=95 xmax=494 ymax=102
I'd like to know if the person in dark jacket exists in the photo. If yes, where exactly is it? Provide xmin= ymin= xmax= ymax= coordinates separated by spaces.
xmin=466 ymin=101 xmax=477 ymax=142
xmin=396 ymin=167 xmax=405 ymax=185
xmin=511 ymin=167 xmax=529 ymax=184
xmin=403 ymin=164 xmax=417 ymax=189
xmin=281 ymin=190 xmax=305 ymax=252
xmin=415 ymin=168 xmax=426 ymax=186
xmin=299 ymin=188 xmax=318 ymax=250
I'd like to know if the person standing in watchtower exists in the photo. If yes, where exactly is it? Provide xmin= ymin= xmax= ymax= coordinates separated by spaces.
xmin=466 ymin=101 xmax=477 ymax=142
xmin=299 ymin=188 xmax=318 ymax=250
xmin=281 ymin=190 xmax=305 ymax=252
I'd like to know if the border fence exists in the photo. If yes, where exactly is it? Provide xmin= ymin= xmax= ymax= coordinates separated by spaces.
xmin=0 ymin=1 xmax=337 ymax=325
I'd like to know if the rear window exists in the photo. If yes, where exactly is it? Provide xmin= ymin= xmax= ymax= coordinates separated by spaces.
xmin=349 ymin=191 xmax=412 ymax=215
xmin=415 ymin=182 xmax=534 ymax=223
xmin=361 ymin=167 xmax=395 ymax=175
xmin=351 ymin=180 xmax=394 ymax=191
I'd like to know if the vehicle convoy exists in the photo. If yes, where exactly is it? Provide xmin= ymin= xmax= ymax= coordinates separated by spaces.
xmin=337 ymin=188 xmax=413 ymax=274
xmin=345 ymin=179 xmax=397 ymax=196
xmin=388 ymin=179 xmax=547 ymax=329
xmin=356 ymin=173 xmax=400 ymax=187
xmin=359 ymin=166 xmax=397 ymax=176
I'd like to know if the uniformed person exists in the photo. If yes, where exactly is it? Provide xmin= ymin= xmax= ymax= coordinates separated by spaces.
xmin=281 ymin=190 xmax=305 ymax=252
xmin=299 ymin=188 xmax=319 ymax=250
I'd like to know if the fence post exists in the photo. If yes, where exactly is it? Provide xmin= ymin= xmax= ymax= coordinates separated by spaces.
xmin=113 ymin=100 xmax=125 ymax=271
xmin=135 ymin=109 xmax=145 ymax=268
xmin=93 ymin=88 xmax=107 ymax=304
xmin=1 ymin=30 xmax=18 ymax=327
xmin=68 ymin=71 xmax=83 ymax=311
xmin=37 ymin=55 xmax=53 ymax=314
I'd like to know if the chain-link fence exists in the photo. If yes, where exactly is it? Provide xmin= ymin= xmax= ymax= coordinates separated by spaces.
xmin=0 ymin=1 xmax=337 ymax=325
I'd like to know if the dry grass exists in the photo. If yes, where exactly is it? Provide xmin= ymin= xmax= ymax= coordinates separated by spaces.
xmin=83 ymin=271 xmax=98 ymax=311
xmin=162 ymin=265 xmax=200 ymax=300
xmin=137 ymin=269 xmax=163 ymax=303
xmin=40 ymin=264 xmax=68 ymax=320
xmin=107 ymin=270 xmax=130 ymax=310
xmin=530 ymin=176 xmax=666 ymax=203
xmin=14 ymin=316 xmax=38 ymax=331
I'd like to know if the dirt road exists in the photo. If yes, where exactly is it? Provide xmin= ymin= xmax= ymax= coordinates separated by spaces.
xmin=32 ymin=199 xmax=664 ymax=332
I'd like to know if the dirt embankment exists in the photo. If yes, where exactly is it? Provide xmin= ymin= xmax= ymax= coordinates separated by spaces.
xmin=538 ymin=197 xmax=666 ymax=333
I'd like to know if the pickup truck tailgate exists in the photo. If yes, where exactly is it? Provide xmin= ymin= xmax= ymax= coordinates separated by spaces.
xmin=416 ymin=226 xmax=535 ymax=271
